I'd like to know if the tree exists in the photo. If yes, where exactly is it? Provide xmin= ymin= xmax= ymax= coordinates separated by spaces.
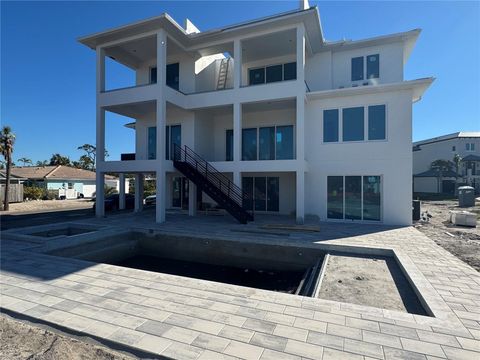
xmin=49 ymin=153 xmax=71 ymax=166
xmin=77 ymin=144 xmax=108 ymax=171
xmin=430 ymin=159 xmax=454 ymax=193
xmin=18 ymin=157 xmax=32 ymax=166
xmin=0 ymin=126 xmax=16 ymax=211
xmin=36 ymin=160 xmax=49 ymax=167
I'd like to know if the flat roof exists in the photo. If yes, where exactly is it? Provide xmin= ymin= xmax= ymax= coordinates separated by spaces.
xmin=413 ymin=131 xmax=480 ymax=146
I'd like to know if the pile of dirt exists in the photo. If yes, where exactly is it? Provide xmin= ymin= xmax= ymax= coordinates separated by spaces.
xmin=414 ymin=200 xmax=480 ymax=272
xmin=0 ymin=314 xmax=135 ymax=360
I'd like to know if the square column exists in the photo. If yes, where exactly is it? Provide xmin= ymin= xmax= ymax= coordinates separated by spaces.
xmin=296 ymin=24 xmax=305 ymax=84
xmin=233 ymin=171 xmax=242 ymax=188
xmin=188 ymin=181 xmax=197 ymax=216
xmin=96 ymin=47 xmax=105 ymax=93
xmin=155 ymin=29 xmax=167 ymax=223
xmin=233 ymin=102 xmax=242 ymax=163
xmin=296 ymin=171 xmax=305 ymax=224
xmin=234 ymin=39 xmax=242 ymax=89
xmin=296 ymin=95 xmax=305 ymax=162
xmin=119 ymin=173 xmax=126 ymax=210
xmin=134 ymin=174 xmax=144 ymax=212
xmin=95 ymin=172 xmax=105 ymax=217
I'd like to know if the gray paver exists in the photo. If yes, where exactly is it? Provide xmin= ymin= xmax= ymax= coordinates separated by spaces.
xmin=343 ymin=338 xmax=384 ymax=359
xmin=192 ymin=333 xmax=231 ymax=352
xmin=250 ymin=332 xmax=288 ymax=352
xmin=223 ymin=340 xmax=265 ymax=360
xmin=307 ymin=331 xmax=344 ymax=351
xmin=284 ymin=339 xmax=324 ymax=359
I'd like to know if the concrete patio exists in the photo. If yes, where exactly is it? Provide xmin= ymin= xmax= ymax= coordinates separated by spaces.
xmin=1 ymin=210 xmax=479 ymax=359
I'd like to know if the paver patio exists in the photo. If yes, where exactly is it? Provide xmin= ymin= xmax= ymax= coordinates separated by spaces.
xmin=1 ymin=210 xmax=479 ymax=359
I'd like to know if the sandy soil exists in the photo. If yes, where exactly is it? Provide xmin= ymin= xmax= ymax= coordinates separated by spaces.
xmin=0 ymin=314 xmax=135 ymax=360
xmin=414 ymin=200 xmax=480 ymax=272
xmin=318 ymin=254 xmax=426 ymax=314
xmin=1 ymin=199 xmax=93 ymax=213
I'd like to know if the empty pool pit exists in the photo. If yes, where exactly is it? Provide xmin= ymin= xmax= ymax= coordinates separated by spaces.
xmin=30 ymin=227 xmax=96 ymax=238
xmin=47 ymin=231 xmax=429 ymax=315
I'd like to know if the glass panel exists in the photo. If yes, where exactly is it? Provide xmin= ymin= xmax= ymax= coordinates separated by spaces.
xmin=242 ymin=128 xmax=257 ymax=160
xmin=283 ymin=62 xmax=297 ymax=81
xmin=148 ymin=126 xmax=157 ymax=160
xmin=276 ymin=125 xmax=294 ymax=160
xmin=242 ymin=177 xmax=254 ymax=211
xmin=367 ymin=54 xmax=379 ymax=79
xmin=172 ymin=177 xmax=181 ymax=208
xmin=343 ymin=107 xmax=364 ymax=142
xmin=351 ymin=56 xmax=364 ymax=81
xmin=267 ymin=177 xmax=279 ymax=212
xmin=259 ymin=127 xmax=275 ymax=160
xmin=345 ymin=176 xmax=362 ymax=220
xmin=266 ymin=64 xmax=283 ymax=83
xmin=150 ymin=67 xmax=157 ymax=84
xmin=327 ymin=176 xmax=343 ymax=219
xmin=166 ymin=63 xmax=179 ymax=90
xmin=249 ymin=67 xmax=265 ymax=85
xmin=170 ymin=125 xmax=181 ymax=160
xmin=323 ymin=109 xmax=339 ymax=142
xmin=165 ymin=126 xmax=170 ymax=160
xmin=368 ymin=105 xmax=386 ymax=140
xmin=363 ymin=176 xmax=381 ymax=221
xmin=226 ymin=129 xmax=233 ymax=161
xmin=182 ymin=178 xmax=189 ymax=210
xmin=254 ymin=177 xmax=266 ymax=211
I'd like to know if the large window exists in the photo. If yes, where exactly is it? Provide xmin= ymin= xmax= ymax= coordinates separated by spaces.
xmin=243 ymin=176 xmax=279 ymax=212
xmin=368 ymin=105 xmax=386 ymax=140
xmin=225 ymin=130 xmax=233 ymax=161
xmin=342 ymin=107 xmax=364 ymax=142
xmin=351 ymin=57 xmax=364 ymax=81
xmin=149 ymin=63 xmax=180 ymax=89
xmin=248 ymin=62 xmax=297 ymax=85
xmin=367 ymin=54 xmax=380 ymax=79
xmin=351 ymin=54 xmax=380 ymax=81
xmin=148 ymin=125 xmax=181 ymax=160
xmin=327 ymin=175 xmax=381 ymax=221
xmin=323 ymin=109 xmax=339 ymax=143
xmin=241 ymin=126 xmax=294 ymax=161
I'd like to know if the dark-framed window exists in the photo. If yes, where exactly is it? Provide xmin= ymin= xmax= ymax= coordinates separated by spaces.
xmin=323 ymin=109 xmax=339 ymax=143
xmin=368 ymin=105 xmax=386 ymax=140
xmin=266 ymin=64 xmax=283 ymax=83
xmin=283 ymin=62 xmax=297 ymax=81
xmin=343 ymin=107 xmax=364 ymax=141
xmin=242 ymin=128 xmax=258 ymax=160
xmin=351 ymin=57 xmax=364 ymax=81
xmin=259 ymin=127 xmax=275 ymax=160
xmin=166 ymin=63 xmax=179 ymax=90
xmin=226 ymin=129 xmax=233 ymax=161
xmin=276 ymin=125 xmax=294 ymax=160
xmin=249 ymin=68 xmax=265 ymax=85
xmin=366 ymin=54 xmax=380 ymax=79
xmin=150 ymin=67 xmax=157 ymax=84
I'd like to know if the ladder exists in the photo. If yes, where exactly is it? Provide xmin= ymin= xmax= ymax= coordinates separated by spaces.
xmin=216 ymin=58 xmax=230 ymax=90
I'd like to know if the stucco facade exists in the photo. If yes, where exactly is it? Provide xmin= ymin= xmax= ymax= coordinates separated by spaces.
xmin=79 ymin=2 xmax=433 ymax=225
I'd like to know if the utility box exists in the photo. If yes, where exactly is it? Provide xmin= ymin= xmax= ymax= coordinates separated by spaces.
xmin=412 ymin=200 xmax=421 ymax=221
xmin=450 ymin=211 xmax=477 ymax=227
xmin=458 ymin=186 xmax=475 ymax=207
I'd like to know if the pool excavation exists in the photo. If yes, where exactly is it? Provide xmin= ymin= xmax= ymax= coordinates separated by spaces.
xmin=47 ymin=230 xmax=429 ymax=316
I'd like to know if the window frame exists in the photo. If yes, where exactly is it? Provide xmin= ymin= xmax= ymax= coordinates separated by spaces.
xmin=241 ymin=125 xmax=295 ymax=161
xmin=351 ymin=56 xmax=364 ymax=81
xmin=366 ymin=54 xmax=380 ymax=79
xmin=248 ymin=62 xmax=297 ymax=86
xmin=351 ymin=54 xmax=380 ymax=83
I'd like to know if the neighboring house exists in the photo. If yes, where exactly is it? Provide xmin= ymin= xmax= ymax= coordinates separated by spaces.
xmin=79 ymin=1 xmax=433 ymax=225
xmin=6 ymin=166 xmax=123 ymax=199
xmin=413 ymin=132 xmax=480 ymax=194
xmin=0 ymin=173 xmax=26 ymax=203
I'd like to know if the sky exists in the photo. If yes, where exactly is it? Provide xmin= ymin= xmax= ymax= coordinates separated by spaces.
xmin=2 ymin=0 xmax=479 ymax=164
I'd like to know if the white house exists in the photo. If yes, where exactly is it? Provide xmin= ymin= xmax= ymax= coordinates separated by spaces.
xmin=413 ymin=132 xmax=480 ymax=194
xmin=79 ymin=1 xmax=433 ymax=225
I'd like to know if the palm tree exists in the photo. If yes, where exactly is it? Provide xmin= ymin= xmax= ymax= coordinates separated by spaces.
xmin=18 ymin=157 xmax=32 ymax=166
xmin=0 ymin=126 xmax=16 ymax=211
xmin=36 ymin=160 xmax=49 ymax=167
xmin=49 ymin=153 xmax=71 ymax=166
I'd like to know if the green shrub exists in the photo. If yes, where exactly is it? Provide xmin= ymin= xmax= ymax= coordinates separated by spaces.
xmin=43 ymin=190 xmax=57 ymax=200
xmin=23 ymin=186 xmax=44 ymax=200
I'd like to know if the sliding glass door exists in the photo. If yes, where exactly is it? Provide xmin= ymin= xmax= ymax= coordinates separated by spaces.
xmin=242 ymin=176 xmax=279 ymax=212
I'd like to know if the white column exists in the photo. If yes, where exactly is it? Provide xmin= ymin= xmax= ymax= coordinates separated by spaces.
xmin=134 ymin=174 xmax=144 ymax=212
xmin=296 ymin=96 xmax=305 ymax=162
xmin=156 ymin=29 xmax=167 ymax=223
xmin=95 ymin=172 xmax=105 ymax=217
xmin=234 ymin=39 xmax=242 ymax=89
xmin=296 ymin=171 xmax=305 ymax=224
xmin=296 ymin=25 xmax=306 ymax=163
xmin=296 ymin=24 xmax=305 ymax=84
xmin=119 ymin=173 xmax=126 ymax=210
xmin=188 ymin=181 xmax=197 ymax=216
xmin=233 ymin=102 xmax=242 ymax=163
xmin=96 ymin=47 xmax=105 ymax=93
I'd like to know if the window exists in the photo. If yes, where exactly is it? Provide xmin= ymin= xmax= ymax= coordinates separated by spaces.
xmin=343 ymin=107 xmax=364 ymax=141
xmin=466 ymin=143 xmax=475 ymax=151
xmin=150 ymin=67 xmax=157 ymax=84
xmin=242 ymin=128 xmax=257 ymax=160
xmin=283 ymin=62 xmax=297 ymax=81
xmin=368 ymin=105 xmax=386 ymax=140
xmin=351 ymin=57 xmax=364 ymax=81
xmin=276 ymin=126 xmax=294 ymax=160
xmin=166 ymin=63 xmax=179 ymax=90
xmin=170 ymin=125 xmax=181 ymax=160
xmin=259 ymin=127 xmax=275 ymax=160
xmin=225 ymin=130 xmax=233 ymax=161
xmin=242 ymin=176 xmax=279 ymax=212
xmin=452 ymin=146 xmax=456 ymax=152
xmin=323 ymin=109 xmax=339 ymax=142
xmin=366 ymin=54 xmax=379 ymax=79
xmin=148 ymin=127 xmax=157 ymax=159
xmin=249 ymin=68 xmax=265 ymax=85
xmin=266 ymin=65 xmax=283 ymax=83
xmin=327 ymin=175 xmax=381 ymax=221
xmin=67 ymin=183 xmax=74 ymax=190
xmin=148 ymin=125 xmax=181 ymax=160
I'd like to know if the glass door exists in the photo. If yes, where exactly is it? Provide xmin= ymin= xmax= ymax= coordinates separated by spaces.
xmin=172 ymin=177 xmax=189 ymax=209
xmin=345 ymin=176 xmax=362 ymax=220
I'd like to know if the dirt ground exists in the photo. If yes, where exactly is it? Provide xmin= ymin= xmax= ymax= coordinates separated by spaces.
xmin=318 ymin=254 xmax=426 ymax=315
xmin=1 ymin=199 xmax=93 ymax=213
xmin=0 ymin=314 xmax=136 ymax=360
xmin=414 ymin=199 xmax=480 ymax=272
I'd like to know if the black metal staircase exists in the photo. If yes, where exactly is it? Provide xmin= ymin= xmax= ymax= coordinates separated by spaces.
xmin=173 ymin=144 xmax=254 ymax=224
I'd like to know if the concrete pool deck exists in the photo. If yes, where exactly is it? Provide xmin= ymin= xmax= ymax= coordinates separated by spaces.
xmin=1 ymin=210 xmax=480 ymax=359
